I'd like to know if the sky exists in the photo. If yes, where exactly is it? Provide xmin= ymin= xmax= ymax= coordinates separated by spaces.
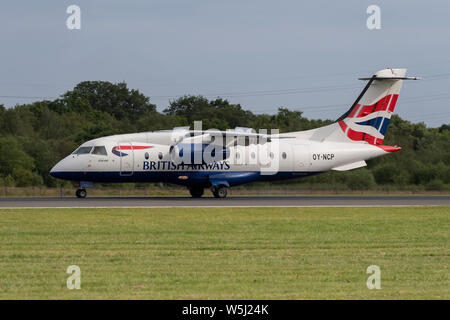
xmin=0 ymin=0 xmax=449 ymax=127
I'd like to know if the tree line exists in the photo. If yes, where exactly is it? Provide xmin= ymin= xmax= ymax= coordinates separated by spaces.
xmin=0 ymin=81 xmax=449 ymax=191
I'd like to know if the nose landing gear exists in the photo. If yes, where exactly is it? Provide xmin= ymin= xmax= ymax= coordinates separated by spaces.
xmin=75 ymin=181 xmax=92 ymax=198
xmin=76 ymin=188 xmax=87 ymax=198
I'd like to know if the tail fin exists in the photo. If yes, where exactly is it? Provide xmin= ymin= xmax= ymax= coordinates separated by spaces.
xmin=310 ymin=68 xmax=418 ymax=145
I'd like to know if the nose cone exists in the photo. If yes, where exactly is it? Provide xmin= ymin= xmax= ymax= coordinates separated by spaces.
xmin=50 ymin=158 xmax=71 ymax=179
xmin=50 ymin=161 xmax=62 ymax=178
xmin=50 ymin=156 xmax=83 ymax=181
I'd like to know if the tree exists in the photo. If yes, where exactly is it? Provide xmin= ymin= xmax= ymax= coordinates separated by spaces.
xmin=344 ymin=168 xmax=376 ymax=190
xmin=0 ymin=82 xmax=447 ymax=190
xmin=0 ymin=136 xmax=35 ymax=176
xmin=61 ymin=81 xmax=157 ymax=121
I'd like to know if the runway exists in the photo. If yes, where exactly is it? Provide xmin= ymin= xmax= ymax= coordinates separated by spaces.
xmin=0 ymin=195 xmax=449 ymax=208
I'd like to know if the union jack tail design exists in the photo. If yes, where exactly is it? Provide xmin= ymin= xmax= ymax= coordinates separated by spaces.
xmin=337 ymin=92 xmax=399 ymax=145
xmin=308 ymin=68 xmax=419 ymax=145
xmin=336 ymin=68 xmax=409 ymax=145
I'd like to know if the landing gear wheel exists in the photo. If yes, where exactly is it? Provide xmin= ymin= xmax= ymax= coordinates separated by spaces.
xmin=76 ymin=189 xmax=87 ymax=198
xmin=212 ymin=186 xmax=228 ymax=198
xmin=189 ymin=187 xmax=204 ymax=198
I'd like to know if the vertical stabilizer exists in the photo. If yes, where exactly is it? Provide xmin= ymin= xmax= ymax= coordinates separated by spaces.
xmin=309 ymin=68 xmax=418 ymax=145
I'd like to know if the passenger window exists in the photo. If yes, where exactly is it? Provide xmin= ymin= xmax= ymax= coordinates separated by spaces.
xmin=72 ymin=146 xmax=93 ymax=155
xmin=92 ymin=146 xmax=108 ymax=156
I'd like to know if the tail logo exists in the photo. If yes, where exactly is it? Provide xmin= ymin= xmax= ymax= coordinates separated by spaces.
xmin=339 ymin=94 xmax=398 ymax=145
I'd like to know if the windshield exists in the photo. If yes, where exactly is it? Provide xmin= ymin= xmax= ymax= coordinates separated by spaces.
xmin=92 ymin=146 xmax=107 ymax=156
xmin=72 ymin=146 xmax=93 ymax=155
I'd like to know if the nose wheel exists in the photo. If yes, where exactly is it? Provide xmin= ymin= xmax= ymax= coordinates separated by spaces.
xmin=76 ymin=188 xmax=87 ymax=198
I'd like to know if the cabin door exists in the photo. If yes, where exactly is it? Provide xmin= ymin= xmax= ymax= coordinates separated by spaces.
xmin=119 ymin=142 xmax=134 ymax=176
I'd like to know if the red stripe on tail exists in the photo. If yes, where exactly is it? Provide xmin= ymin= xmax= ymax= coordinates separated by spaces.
xmin=388 ymin=94 xmax=399 ymax=112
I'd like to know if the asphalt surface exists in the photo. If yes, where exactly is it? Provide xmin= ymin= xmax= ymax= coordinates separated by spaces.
xmin=0 ymin=195 xmax=449 ymax=208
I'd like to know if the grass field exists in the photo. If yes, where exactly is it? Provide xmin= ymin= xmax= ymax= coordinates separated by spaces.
xmin=0 ymin=206 xmax=448 ymax=299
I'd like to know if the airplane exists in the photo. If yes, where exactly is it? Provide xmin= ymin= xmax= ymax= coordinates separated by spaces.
xmin=50 ymin=68 xmax=418 ymax=198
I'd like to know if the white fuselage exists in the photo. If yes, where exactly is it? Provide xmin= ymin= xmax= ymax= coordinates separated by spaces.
xmin=50 ymin=130 xmax=391 ymax=188
xmin=49 ymin=68 xmax=411 ymax=196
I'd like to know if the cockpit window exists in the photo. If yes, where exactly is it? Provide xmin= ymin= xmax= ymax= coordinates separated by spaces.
xmin=92 ymin=146 xmax=108 ymax=156
xmin=72 ymin=146 xmax=93 ymax=155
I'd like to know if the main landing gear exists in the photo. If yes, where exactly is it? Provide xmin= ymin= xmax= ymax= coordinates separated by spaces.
xmin=76 ymin=188 xmax=87 ymax=198
xmin=189 ymin=187 xmax=204 ymax=198
xmin=211 ymin=186 xmax=228 ymax=198
xmin=188 ymin=186 xmax=228 ymax=198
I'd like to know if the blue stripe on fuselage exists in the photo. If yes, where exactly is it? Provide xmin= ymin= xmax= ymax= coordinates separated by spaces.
xmin=50 ymin=170 xmax=320 ymax=187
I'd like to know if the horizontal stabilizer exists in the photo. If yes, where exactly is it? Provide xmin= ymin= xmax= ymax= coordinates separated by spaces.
xmin=332 ymin=160 xmax=367 ymax=171
xmin=358 ymin=76 xmax=420 ymax=80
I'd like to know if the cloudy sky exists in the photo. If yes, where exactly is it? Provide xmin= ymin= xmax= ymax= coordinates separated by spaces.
xmin=1 ymin=0 xmax=449 ymax=126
